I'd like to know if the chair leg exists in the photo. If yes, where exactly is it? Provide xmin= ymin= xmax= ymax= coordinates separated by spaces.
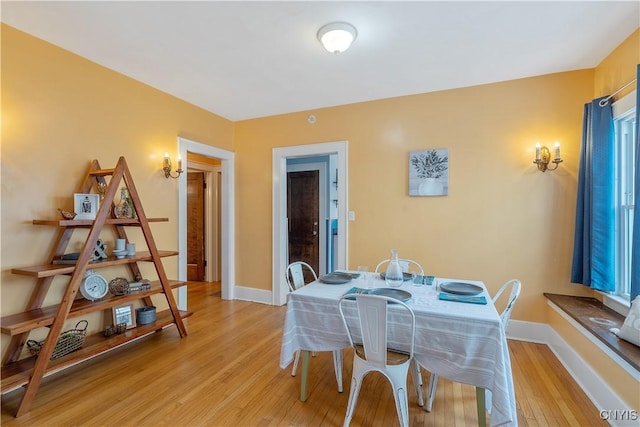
xmin=410 ymin=359 xmax=424 ymax=406
xmin=332 ymin=349 xmax=343 ymax=392
xmin=291 ymin=350 xmax=300 ymax=377
xmin=392 ymin=386 xmax=409 ymax=427
xmin=386 ymin=366 xmax=410 ymax=427
xmin=343 ymin=373 xmax=363 ymax=427
xmin=425 ymin=373 xmax=439 ymax=412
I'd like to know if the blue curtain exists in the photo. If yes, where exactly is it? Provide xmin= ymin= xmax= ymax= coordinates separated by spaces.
xmin=571 ymin=97 xmax=615 ymax=292
xmin=631 ymin=65 xmax=640 ymax=301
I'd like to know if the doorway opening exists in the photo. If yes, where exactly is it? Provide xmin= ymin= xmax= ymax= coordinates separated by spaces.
xmin=178 ymin=137 xmax=235 ymax=309
xmin=186 ymin=156 xmax=221 ymax=283
xmin=272 ymin=141 xmax=348 ymax=306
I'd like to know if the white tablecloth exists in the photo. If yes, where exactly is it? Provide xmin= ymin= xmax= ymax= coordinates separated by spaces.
xmin=279 ymin=276 xmax=517 ymax=427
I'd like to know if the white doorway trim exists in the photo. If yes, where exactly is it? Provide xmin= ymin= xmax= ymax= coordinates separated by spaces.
xmin=272 ymin=141 xmax=348 ymax=306
xmin=178 ymin=137 xmax=235 ymax=306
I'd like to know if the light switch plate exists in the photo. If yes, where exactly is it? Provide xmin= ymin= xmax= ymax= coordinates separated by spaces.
xmin=348 ymin=211 xmax=356 ymax=221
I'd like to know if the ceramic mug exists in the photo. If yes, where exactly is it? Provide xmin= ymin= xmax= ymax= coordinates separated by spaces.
xmin=115 ymin=238 xmax=126 ymax=251
xmin=126 ymin=243 xmax=136 ymax=256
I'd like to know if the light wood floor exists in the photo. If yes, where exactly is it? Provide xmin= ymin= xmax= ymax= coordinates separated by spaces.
xmin=1 ymin=281 xmax=607 ymax=426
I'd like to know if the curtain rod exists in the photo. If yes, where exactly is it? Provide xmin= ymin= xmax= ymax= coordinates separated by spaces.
xmin=599 ymin=78 xmax=637 ymax=106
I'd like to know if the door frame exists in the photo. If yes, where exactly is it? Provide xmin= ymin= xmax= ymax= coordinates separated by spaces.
xmin=178 ymin=137 xmax=235 ymax=305
xmin=272 ymin=141 xmax=348 ymax=306
xmin=287 ymin=162 xmax=327 ymax=276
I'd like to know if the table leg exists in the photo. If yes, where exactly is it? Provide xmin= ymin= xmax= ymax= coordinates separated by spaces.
xmin=300 ymin=350 xmax=311 ymax=401
xmin=476 ymin=387 xmax=486 ymax=427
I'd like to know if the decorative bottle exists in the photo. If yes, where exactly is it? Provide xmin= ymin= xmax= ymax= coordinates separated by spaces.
xmin=385 ymin=249 xmax=404 ymax=288
xmin=114 ymin=187 xmax=135 ymax=219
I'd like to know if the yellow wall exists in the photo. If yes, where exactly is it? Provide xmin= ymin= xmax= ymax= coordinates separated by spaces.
xmin=547 ymin=28 xmax=639 ymax=411
xmin=1 ymin=25 xmax=233 ymax=351
xmin=594 ymin=29 xmax=639 ymax=98
xmin=235 ymin=70 xmax=596 ymax=323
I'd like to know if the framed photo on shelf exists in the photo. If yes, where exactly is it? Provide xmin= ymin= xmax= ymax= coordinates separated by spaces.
xmin=112 ymin=303 xmax=136 ymax=329
xmin=74 ymin=193 xmax=99 ymax=220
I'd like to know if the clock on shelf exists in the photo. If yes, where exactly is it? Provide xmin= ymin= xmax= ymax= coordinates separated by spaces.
xmin=80 ymin=270 xmax=109 ymax=301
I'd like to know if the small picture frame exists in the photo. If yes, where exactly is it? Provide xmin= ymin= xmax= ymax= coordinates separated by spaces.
xmin=74 ymin=193 xmax=100 ymax=220
xmin=112 ymin=303 xmax=136 ymax=329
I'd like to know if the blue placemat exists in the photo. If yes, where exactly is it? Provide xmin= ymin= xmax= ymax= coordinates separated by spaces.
xmin=438 ymin=292 xmax=487 ymax=305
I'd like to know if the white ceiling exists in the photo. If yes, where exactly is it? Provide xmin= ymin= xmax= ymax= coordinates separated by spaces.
xmin=2 ymin=1 xmax=638 ymax=121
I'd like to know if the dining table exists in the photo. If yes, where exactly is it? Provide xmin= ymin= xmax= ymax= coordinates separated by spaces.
xmin=279 ymin=273 xmax=517 ymax=427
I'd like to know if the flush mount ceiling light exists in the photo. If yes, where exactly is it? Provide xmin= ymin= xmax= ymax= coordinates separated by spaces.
xmin=317 ymin=22 xmax=357 ymax=54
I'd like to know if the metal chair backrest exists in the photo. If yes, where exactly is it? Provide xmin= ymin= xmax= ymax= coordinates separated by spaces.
xmin=492 ymin=279 xmax=521 ymax=326
xmin=285 ymin=261 xmax=318 ymax=292
xmin=374 ymin=259 xmax=424 ymax=276
xmin=338 ymin=294 xmax=416 ymax=369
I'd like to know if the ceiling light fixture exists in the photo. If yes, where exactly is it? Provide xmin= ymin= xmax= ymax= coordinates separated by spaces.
xmin=317 ymin=22 xmax=357 ymax=54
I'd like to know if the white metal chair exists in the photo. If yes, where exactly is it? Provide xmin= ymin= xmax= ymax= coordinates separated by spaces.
xmin=425 ymin=278 xmax=522 ymax=412
xmin=285 ymin=261 xmax=317 ymax=293
xmin=338 ymin=294 xmax=422 ymax=427
xmin=374 ymin=258 xmax=425 ymax=276
xmin=375 ymin=258 xmax=425 ymax=394
xmin=286 ymin=261 xmax=343 ymax=392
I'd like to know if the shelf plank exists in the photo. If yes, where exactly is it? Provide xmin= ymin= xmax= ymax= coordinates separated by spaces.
xmin=33 ymin=218 xmax=168 ymax=226
xmin=1 ymin=309 xmax=192 ymax=393
xmin=1 ymin=281 xmax=187 ymax=335
xmin=11 ymin=250 xmax=179 ymax=278
xmin=88 ymin=167 xmax=116 ymax=176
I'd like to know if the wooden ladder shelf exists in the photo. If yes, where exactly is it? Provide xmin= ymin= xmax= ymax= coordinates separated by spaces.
xmin=0 ymin=157 xmax=190 ymax=416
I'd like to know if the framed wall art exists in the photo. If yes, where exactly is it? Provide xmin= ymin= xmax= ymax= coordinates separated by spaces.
xmin=112 ymin=303 xmax=136 ymax=329
xmin=74 ymin=193 xmax=99 ymax=219
xmin=409 ymin=149 xmax=449 ymax=196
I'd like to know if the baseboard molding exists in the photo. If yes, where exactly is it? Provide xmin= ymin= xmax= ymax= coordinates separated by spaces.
xmin=233 ymin=285 xmax=272 ymax=305
xmin=508 ymin=319 xmax=637 ymax=426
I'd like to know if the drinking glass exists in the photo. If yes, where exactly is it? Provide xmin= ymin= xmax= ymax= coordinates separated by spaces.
xmin=357 ymin=265 xmax=369 ymax=288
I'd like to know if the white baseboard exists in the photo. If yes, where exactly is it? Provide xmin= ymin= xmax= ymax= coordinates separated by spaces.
xmin=233 ymin=285 xmax=272 ymax=305
xmin=508 ymin=318 xmax=638 ymax=427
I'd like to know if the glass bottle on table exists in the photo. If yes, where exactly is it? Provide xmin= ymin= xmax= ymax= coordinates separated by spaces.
xmin=385 ymin=249 xmax=404 ymax=288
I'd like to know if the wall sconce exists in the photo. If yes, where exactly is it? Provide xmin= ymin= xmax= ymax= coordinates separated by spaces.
xmin=163 ymin=153 xmax=183 ymax=179
xmin=534 ymin=142 xmax=563 ymax=172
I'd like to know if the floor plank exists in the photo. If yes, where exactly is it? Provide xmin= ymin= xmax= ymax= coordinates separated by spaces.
xmin=1 ymin=281 xmax=608 ymax=426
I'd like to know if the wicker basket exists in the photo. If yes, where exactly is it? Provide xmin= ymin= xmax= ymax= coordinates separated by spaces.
xmin=27 ymin=320 xmax=88 ymax=360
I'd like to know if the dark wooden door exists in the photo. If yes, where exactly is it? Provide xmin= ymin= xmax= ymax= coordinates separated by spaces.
xmin=187 ymin=172 xmax=205 ymax=281
xmin=287 ymin=170 xmax=319 ymax=276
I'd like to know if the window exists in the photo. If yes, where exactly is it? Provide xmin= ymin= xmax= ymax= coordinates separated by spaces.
xmin=613 ymin=92 xmax=636 ymax=302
